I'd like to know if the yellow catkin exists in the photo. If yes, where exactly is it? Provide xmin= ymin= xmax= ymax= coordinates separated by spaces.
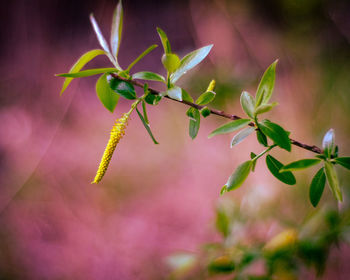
xmin=92 ymin=113 xmax=129 ymax=184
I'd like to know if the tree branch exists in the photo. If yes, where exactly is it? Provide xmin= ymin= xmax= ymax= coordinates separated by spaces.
xmin=110 ymin=73 xmax=323 ymax=154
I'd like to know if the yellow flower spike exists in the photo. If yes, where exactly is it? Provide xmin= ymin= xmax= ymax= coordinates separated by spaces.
xmin=206 ymin=79 xmax=216 ymax=92
xmin=92 ymin=113 xmax=130 ymax=184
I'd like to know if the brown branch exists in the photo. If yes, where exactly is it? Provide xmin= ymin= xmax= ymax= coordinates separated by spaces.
xmin=110 ymin=73 xmax=323 ymax=154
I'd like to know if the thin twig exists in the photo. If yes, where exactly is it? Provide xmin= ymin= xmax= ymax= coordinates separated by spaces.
xmin=110 ymin=73 xmax=323 ymax=154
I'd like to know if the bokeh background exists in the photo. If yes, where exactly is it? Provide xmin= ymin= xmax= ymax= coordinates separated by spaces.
xmin=1 ymin=0 xmax=350 ymax=279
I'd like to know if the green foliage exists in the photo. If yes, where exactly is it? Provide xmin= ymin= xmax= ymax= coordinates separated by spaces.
xmin=59 ymin=49 xmax=105 ymax=95
xmin=258 ymin=120 xmax=291 ymax=151
xmin=109 ymin=78 xmax=136 ymax=100
xmin=132 ymin=71 xmax=165 ymax=82
xmin=266 ymin=155 xmax=296 ymax=185
xmin=224 ymin=160 xmax=252 ymax=191
xmin=208 ymin=119 xmax=251 ymax=138
xmin=56 ymin=1 xmax=349 ymax=209
xmin=96 ymin=74 xmax=120 ymax=112
xmin=230 ymin=127 xmax=255 ymax=148
xmin=281 ymin=159 xmax=322 ymax=172
xmin=309 ymin=167 xmax=326 ymax=207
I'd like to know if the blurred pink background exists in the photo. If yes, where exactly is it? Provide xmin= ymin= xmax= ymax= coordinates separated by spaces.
xmin=1 ymin=0 xmax=350 ymax=279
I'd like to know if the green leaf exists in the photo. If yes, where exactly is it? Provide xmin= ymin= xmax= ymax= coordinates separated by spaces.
xmin=57 ymin=68 xmax=117 ymax=78
xmin=334 ymin=157 xmax=350 ymax=170
xmin=225 ymin=161 xmax=252 ymax=191
xmin=170 ymin=45 xmax=213 ymax=83
xmin=254 ymin=102 xmax=278 ymax=116
xmin=181 ymin=89 xmax=194 ymax=103
xmin=157 ymin=27 xmax=171 ymax=54
xmin=255 ymin=60 xmax=277 ymax=107
xmin=240 ymin=91 xmax=255 ymax=119
xmin=322 ymin=129 xmax=335 ymax=158
xmin=110 ymin=0 xmax=123 ymax=58
xmin=142 ymin=100 xmax=149 ymax=124
xmin=309 ymin=167 xmax=326 ymax=207
xmin=216 ymin=208 xmax=230 ymax=237
xmin=144 ymin=94 xmax=162 ymax=105
xmin=230 ymin=127 xmax=255 ymax=148
xmin=95 ymin=74 xmax=119 ymax=113
xmin=258 ymin=120 xmax=291 ymax=151
xmin=136 ymin=107 xmax=159 ymax=144
xmin=281 ymin=159 xmax=322 ymax=172
xmin=189 ymin=108 xmax=200 ymax=139
xmin=109 ymin=78 xmax=137 ymax=99
xmin=161 ymin=53 xmax=180 ymax=73
xmin=266 ymin=155 xmax=296 ymax=185
xmin=324 ymin=161 xmax=342 ymax=202
xmin=220 ymin=186 xmax=227 ymax=195
xmin=132 ymin=71 xmax=165 ymax=82
xmin=89 ymin=14 xmax=119 ymax=68
xmin=200 ymin=107 xmax=211 ymax=118
xmin=126 ymin=44 xmax=158 ymax=72
xmin=208 ymin=119 xmax=251 ymax=138
xmin=208 ymin=256 xmax=235 ymax=274
xmin=196 ymin=91 xmax=216 ymax=106
xmin=58 ymin=49 xmax=105 ymax=95
xmin=166 ymin=86 xmax=182 ymax=101
xmin=256 ymin=130 xmax=268 ymax=147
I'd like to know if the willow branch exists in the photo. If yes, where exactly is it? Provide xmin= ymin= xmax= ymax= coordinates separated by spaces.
xmin=110 ymin=73 xmax=323 ymax=154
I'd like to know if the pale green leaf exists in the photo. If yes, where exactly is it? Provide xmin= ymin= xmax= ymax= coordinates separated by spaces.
xmin=57 ymin=68 xmax=117 ymax=78
xmin=196 ymin=91 xmax=216 ymax=106
xmin=225 ymin=161 xmax=252 ymax=191
xmin=240 ymin=91 xmax=255 ymax=119
xmin=324 ymin=161 xmax=342 ymax=202
xmin=166 ymin=86 xmax=182 ymax=101
xmin=230 ymin=127 xmax=255 ymax=148
xmin=208 ymin=119 xmax=251 ymax=138
xmin=170 ymin=45 xmax=213 ymax=83
xmin=132 ymin=71 xmax=165 ymax=82
xmin=255 ymin=60 xmax=278 ymax=107
xmin=110 ymin=0 xmax=123 ymax=58
xmin=280 ymin=159 xmax=322 ymax=172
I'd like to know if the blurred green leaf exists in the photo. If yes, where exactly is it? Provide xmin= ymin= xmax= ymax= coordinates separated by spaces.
xmin=95 ymin=73 xmax=119 ymax=113
xmin=255 ymin=60 xmax=277 ymax=107
xmin=257 ymin=130 xmax=268 ymax=147
xmin=161 ymin=53 xmax=180 ymax=73
xmin=166 ymin=86 xmax=182 ymax=101
xmin=266 ymin=155 xmax=296 ymax=185
xmin=157 ymin=27 xmax=171 ymax=54
xmin=251 ymin=152 xmax=257 ymax=171
xmin=59 ymin=49 xmax=105 ymax=95
xmin=230 ymin=127 xmax=255 ymax=148
xmin=110 ymin=0 xmax=123 ymax=58
xmin=254 ymin=102 xmax=278 ymax=116
xmin=126 ymin=44 xmax=158 ymax=72
xmin=216 ymin=208 xmax=230 ymax=237
xmin=309 ymin=167 xmax=326 ymax=207
xmin=136 ymin=107 xmax=159 ymax=144
xmin=225 ymin=161 xmax=252 ymax=191
xmin=208 ymin=119 xmax=251 ymax=138
xmin=208 ymin=256 xmax=235 ymax=274
xmin=189 ymin=108 xmax=200 ymax=139
xmin=109 ymin=78 xmax=137 ymax=99
xmin=170 ymin=45 xmax=213 ymax=83
xmin=181 ymin=89 xmax=194 ymax=103
xmin=259 ymin=120 xmax=291 ymax=151
xmin=132 ymin=71 xmax=165 ymax=82
xmin=57 ymin=68 xmax=117 ymax=78
xmin=240 ymin=91 xmax=255 ymax=119
xmin=334 ymin=157 xmax=350 ymax=170
xmin=90 ymin=14 xmax=119 ymax=68
xmin=280 ymin=159 xmax=321 ymax=172
xmin=324 ymin=161 xmax=342 ymax=202
xmin=322 ymin=129 xmax=335 ymax=158
xmin=200 ymin=107 xmax=211 ymax=118
xmin=196 ymin=91 xmax=216 ymax=105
